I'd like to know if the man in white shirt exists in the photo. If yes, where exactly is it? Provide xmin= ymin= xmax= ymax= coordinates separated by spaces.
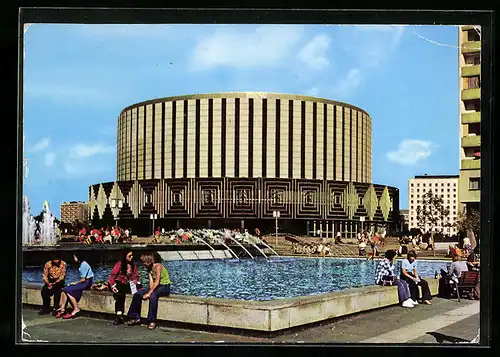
xmin=400 ymin=250 xmax=432 ymax=305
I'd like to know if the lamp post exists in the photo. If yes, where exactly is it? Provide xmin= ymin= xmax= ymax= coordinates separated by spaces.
xmin=150 ymin=213 xmax=157 ymax=238
xmin=110 ymin=198 xmax=123 ymax=227
xmin=273 ymin=210 xmax=280 ymax=247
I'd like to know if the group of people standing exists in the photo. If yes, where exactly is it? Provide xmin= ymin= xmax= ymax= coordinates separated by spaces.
xmin=80 ymin=226 xmax=132 ymax=244
xmin=374 ymin=250 xmax=432 ymax=308
xmin=39 ymin=250 xmax=171 ymax=330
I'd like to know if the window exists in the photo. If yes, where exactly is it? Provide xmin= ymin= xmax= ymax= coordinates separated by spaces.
xmin=453 ymin=183 xmax=456 ymax=186
xmin=467 ymin=29 xmax=480 ymax=42
xmin=441 ymin=183 xmax=444 ymax=186
xmin=447 ymin=183 xmax=450 ymax=186
xmin=467 ymin=76 xmax=480 ymax=89
xmin=447 ymin=200 xmax=450 ymax=204
xmin=411 ymin=189 xmax=414 ymax=193
xmin=417 ymin=183 xmax=420 ymax=187
xmin=447 ymin=189 xmax=450 ymax=192
xmin=453 ymin=211 xmax=456 ymax=215
xmin=441 ymin=189 xmax=444 ymax=192
xmin=423 ymin=183 xmax=426 ymax=187
xmin=447 ymin=194 xmax=450 ymax=198
xmin=453 ymin=194 xmax=456 ymax=197
xmin=411 ymin=183 xmax=414 ymax=187
xmin=435 ymin=183 xmax=438 ymax=186
xmin=453 ymin=189 xmax=457 ymax=192
xmin=411 ymin=200 xmax=414 ymax=204
xmin=469 ymin=177 xmax=480 ymax=190
xmin=411 ymin=195 xmax=414 ymax=198
xmin=411 ymin=206 xmax=413 ymax=209
xmin=417 ymin=189 xmax=420 ymax=192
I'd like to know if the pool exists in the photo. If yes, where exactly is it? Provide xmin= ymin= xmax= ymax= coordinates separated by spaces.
xmin=22 ymin=257 xmax=449 ymax=301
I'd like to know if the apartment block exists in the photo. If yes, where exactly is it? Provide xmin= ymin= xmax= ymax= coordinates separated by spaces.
xmin=408 ymin=175 xmax=459 ymax=235
xmin=458 ymin=25 xmax=481 ymax=214
xmin=60 ymin=201 xmax=89 ymax=224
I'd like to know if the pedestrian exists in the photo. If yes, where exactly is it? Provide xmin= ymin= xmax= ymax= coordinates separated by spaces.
xmin=39 ymin=254 xmax=66 ymax=315
xmin=109 ymin=251 xmax=141 ymax=325
xmin=55 ymin=253 xmax=94 ymax=319
xmin=126 ymin=252 xmax=171 ymax=330
xmin=400 ymin=250 xmax=432 ymax=305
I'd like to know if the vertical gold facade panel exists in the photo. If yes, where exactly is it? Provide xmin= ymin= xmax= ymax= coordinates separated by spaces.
xmin=164 ymin=102 xmax=172 ymax=179
xmin=131 ymin=108 xmax=137 ymax=180
xmin=239 ymin=98 xmax=249 ymax=177
xmin=154 ymin=103 xmax=162 ymax=179
xmin=253 ymin=99 xmax=262 ymax=178
xmin=212 ymin=99 xmax=222 ymax=177
xmin=199 ymin=99 xmax=209 ymax=178
xmin=145 ymin=104 xmax=153 ymax=179
xmin=292 ymin=100 xmax=302 ymax=179
xmin=326 ymin=104 xmax=335 ymax=180
xmin=225 ymin=98 xmax=235 ymax=177
xmin=344 ymin=108 xmax=351 ymax=182
xmin=316 ymin=103 xmax=324 ymax=180
xmin=186 ymin=100 xmax=196 ymax=177
xmin=175 ymin=100 xmax=184 ymax=177
xmin=266 ymin=99 xmax=276 ymax=178
xmin=335 ymin=106 xmax=343 ymax=180
xmin=137 ymin=106 xmax=145 ymax=180
xmin=280 ymin=100 xmax=289 ymax=179
xmin=304 ymin=101 xmax=313 ymax=179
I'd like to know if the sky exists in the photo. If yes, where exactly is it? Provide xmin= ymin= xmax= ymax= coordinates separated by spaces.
xmin=22 ymin=24 xmax=460 ymax=218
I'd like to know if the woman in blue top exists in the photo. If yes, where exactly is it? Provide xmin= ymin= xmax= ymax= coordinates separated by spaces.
xmin=400 ymin=250 xmax=432 ymax=305
xmin=56 ymin=253 xmax=94 ymax=319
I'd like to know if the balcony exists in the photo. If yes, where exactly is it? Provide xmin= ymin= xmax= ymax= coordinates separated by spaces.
xmin=461 ymin=65 xmax=480 ymax=77
xmin=461 ymin=135 xmax=481 ymax=148
xmin=461 ymin=159 xmax=480 ymax=170
xmin=461 ymin=111 xmax=481 ymax=124
xmin=462 ymin=88 xmax=480 ymax=101
xmin=461 ymin=41 xmax=481 ymax=54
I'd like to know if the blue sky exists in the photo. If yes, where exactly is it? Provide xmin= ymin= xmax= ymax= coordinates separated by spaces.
xmin=22 ymin=24 xmax=460 ymax=218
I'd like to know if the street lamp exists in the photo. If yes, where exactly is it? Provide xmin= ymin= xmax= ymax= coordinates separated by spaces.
xmin=150 ymin=213 xmax=158 ymax=238
xmin=110 ymin=198 xmax=123 ymax=227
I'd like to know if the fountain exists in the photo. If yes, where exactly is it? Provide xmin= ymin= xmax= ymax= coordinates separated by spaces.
xmin=22 ymin=196 xmax=36 ymax=246
xmin=227 ymin=233 xmax=255 ymax=259
xmin=212 ymin=233 xmax=240 ymax=261
xmin=37 ymin=201 xmax=58 ymax=246
xmin=240 ymin=232 xmax=268 ymax=259
xmin=255 ymin=237 xmax=280 ymax=258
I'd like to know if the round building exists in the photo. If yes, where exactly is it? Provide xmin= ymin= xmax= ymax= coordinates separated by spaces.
xmin=89 ymin=92 xmax=399 ymax=236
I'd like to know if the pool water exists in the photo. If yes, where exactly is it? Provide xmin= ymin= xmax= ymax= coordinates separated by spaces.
xmin=22 ymin=257 xmax=449 ymax=301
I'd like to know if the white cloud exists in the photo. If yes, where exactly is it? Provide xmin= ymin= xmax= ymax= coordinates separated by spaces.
xmin=191 ymin=25 xmax=304 ymax=70
xmin=24 ymin=83 xmax=112 ymax=106
xmin=332 ymin=68 xmax=362 ymax=98
xmin=386 ymin=139 xmax=433 ymax=165
xmin=297 ymin=34 xmax=331 ymax=69
xmin=69 ymin=143 xmax=115 ymax=158
xmin=305 ymin=87 xmax=319 ymax=96
xmin=31 ymin=138 xmax=50 ymax=152
xmin=44 ymin=152 xmax=56 ymax=167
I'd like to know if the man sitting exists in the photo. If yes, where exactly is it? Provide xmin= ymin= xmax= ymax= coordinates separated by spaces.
xmin=39 ymin=255 xmax=66 ymax=315
xmin=447 ymin=254 xmax=468 ymax=285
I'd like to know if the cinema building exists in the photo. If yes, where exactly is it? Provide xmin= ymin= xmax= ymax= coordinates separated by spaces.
xmin=88 ymin=92 xmax=400 ymax=237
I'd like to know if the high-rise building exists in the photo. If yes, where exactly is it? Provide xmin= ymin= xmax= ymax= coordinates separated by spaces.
xmin=408 ymin=175 xmax=459 ymax=236
xmin=458 ymin=25 xmax=481 ymax=214
xmin=60 ymin=201 xmax=89 ymax=224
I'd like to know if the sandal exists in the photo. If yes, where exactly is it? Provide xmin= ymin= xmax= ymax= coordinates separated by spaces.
xmin=126 ymin=318 xmax=141 ymax=326
xmin=55 ymin=311 xmax=65 ymax=318
xmin=147 ymin=322 xmax=156 ymax=330
xmin=62 ymin=311 xmax=80 ymax=319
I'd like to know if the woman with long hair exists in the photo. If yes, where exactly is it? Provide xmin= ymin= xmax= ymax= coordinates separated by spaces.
xmin=109 ymin=250 xmax=141 ymax=325
xmin=55 ymin=253 xmax=94 ymax=319
xmin=126 ymin=252 xmax=171 ymax=330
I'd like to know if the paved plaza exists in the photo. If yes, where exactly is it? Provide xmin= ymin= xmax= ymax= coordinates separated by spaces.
xmin=21 ymin=297 xmax=479 ymax=344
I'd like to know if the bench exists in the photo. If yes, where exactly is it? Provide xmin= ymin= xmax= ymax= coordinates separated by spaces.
xmin=455 ymin=271 xmax=479 ymax=302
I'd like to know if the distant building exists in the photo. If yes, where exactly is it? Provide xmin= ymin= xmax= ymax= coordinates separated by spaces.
xmin=458 ymin=26 xmax=481 ymax=214
xmin=60 ymin=201 xmax=89 ymax=224
xmin=400 ymin=209 xmax=409 ymax=231
xmin=408 ymin=175 xmax=459 ymax=236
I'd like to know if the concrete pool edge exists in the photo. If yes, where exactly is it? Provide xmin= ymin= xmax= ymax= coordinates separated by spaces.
xmin=22 ymin=280 xmax=438 ymax=333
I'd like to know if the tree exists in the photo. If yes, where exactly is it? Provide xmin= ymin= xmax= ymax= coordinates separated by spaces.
xmin=416 ymin=191 xmax=451 ymax=257
xmin=455 ymin=207 xmax=480 ymax=248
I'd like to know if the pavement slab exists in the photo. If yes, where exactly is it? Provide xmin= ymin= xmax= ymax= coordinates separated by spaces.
xmin=21 ymin=297 xmax=480 ymax=344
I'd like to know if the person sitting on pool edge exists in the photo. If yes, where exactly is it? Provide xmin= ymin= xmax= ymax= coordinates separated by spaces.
xmin=39 ymin=254 xmax=67 ymax=315
xmin=126 ymin=252 xmax=171 ymax=330
xmin=109 ymin=250 xmax=141 ymax=325
xmin=400 ymin=250 xmax=432 ymax=305
xmin=374 ymin=249 xmax=414 ymax=308
xmin=56 ymin=253 xmax=94 ymax=319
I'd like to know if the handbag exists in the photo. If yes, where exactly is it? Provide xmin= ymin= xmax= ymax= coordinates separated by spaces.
xmin=381 ymin=275 xmax=396 ymax=286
